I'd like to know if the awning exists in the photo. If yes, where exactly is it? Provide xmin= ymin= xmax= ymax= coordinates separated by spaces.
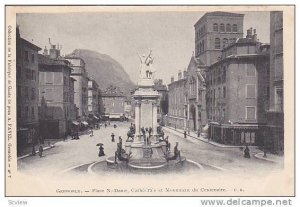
xmin=72 ymin=121 xmax=80 ymax=126
xmin=109 ymin=114 xmax=121 ymax=119
xmin=82 ymin=121 xmax=89 ymax=126
xmin=17 ymin=128 xmax=29 ymax=131
xmin=93 ymin=115 xmax=99 ymax=120
xmin=209 ymin=122 xmax=221 ymax=125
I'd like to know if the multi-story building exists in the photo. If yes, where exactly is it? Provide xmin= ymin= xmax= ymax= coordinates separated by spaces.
xmin=206 ymin=28 xmax=270 ymax=145
xmin=167 ymin=72 xmax=187 ymax=129
xmin=194 ymin=11 xmax=244 ymax=65
xmin=87 ymin=77 xmax=99 ymax=115
xmin=167 ymin=55 xmax=208 ymax=133
xmin=16 ymin=27 xmax=41 ymax=154
xmin=64 ymin=56 xmax=88 ymax=119
xmin=69 ymin=77 xmax=77 ymax=120
xmin=265 ymin=11 xmax=284 ymax=154
xmin=100 ymin=85 xmax=126 ymax=120
xmin=38 ymin=44 xmax=74 ymax=139
xmin=154 ymin=79 xmax=168 ymax=124
xmin=185 ymin=55 xmax=207 ymax=132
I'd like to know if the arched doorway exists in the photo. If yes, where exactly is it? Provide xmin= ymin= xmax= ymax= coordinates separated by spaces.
xmin=189 ymin=104 xmax=196 ymax=131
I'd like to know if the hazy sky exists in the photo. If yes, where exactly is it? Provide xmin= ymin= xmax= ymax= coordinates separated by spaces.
xmin=17 ymin=11 xmax=270 ymax=85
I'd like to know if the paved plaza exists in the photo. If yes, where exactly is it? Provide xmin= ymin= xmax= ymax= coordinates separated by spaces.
xmin=18 ymin=122 xmax=283 ymax=177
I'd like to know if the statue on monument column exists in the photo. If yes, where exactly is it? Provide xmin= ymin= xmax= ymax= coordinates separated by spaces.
xmin=138 ymin=50 xmax=156 ymax=79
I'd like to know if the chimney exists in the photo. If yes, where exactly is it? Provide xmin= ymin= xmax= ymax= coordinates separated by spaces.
xmin=43 ymin=46 xmax=48 ymax=56
xmin=183 ymin=70 xmax=187 ymax=78
xmin=246 ymin=27 xmax=253 ymax=38
xmin=171 ymin=76 xmax=174 ymax=83
xmin=252 ymin=29 xmax=257 ymax=41
xmin=178 ymin=70 xmax=182 ymax=80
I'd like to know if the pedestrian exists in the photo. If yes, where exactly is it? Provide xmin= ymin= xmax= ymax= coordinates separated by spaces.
xmin=105 ymin=122 xmax=107 ymax=128
xmin=111 ymin=133 xmax=115 ymax=142
xmin=244 ymin=145 xmax=250 ymax=158
xmin=197 ymin=128 xmax=201 ymax=137
xmin=119 ymin=136 xmax=122 ymax=145
xmin=90 ymin=129 xmax=94 ymax=137
xmin=38 ymin=145 xmax=43 ymax=158
xmin=98 ymin=145 xmax=105 ymax=157
xmin=184 ymin=130 xmax=187 ymax=138
xmin=149 ymin=127 xmax=152 ymax=136
xmin=31 ymin=144 xmax=36 ymax=156
xmin=141 ymin=127 xmax=146 ymax=138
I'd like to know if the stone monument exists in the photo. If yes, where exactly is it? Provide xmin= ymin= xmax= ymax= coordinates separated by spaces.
xmin=106 ymin=51 xmax=185 ymax=171
xmin=124 ymin=50 xmax=168 ymax=169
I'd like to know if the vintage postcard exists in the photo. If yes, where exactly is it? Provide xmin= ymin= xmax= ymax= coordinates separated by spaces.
xmin=5 ymin=5 xmax=295 ymax=196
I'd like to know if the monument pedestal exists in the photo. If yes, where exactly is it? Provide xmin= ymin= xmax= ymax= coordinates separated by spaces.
xmin=125 ymin=78 xmax=168 ymax=170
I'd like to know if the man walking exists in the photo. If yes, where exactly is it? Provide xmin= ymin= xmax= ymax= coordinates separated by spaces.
xmin=111 ymin=133 xmax=115 ymax=142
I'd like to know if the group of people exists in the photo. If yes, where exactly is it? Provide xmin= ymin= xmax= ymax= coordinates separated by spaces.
xmin=31 ymin=144 xmax=44 ymax=158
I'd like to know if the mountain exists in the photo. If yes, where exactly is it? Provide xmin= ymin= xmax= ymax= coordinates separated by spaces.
xmin=67 ymin=49 xmax=135 ymax=95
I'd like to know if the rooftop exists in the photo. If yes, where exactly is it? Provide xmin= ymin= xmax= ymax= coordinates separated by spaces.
xmin=19 ymin=38 xmax=42 ymax=51
xmin=38 ymin=54 xmax=72 ymax=68
xmin=194 ymin=11 xmax=244 ymax=27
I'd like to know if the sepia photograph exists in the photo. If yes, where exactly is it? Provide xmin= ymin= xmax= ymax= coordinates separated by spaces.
xmin=5 ymin=5 xmax=295 ymax=197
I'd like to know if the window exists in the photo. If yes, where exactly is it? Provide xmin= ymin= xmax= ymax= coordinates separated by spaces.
xmin=46 ymin=72 xmax=54 ymax=84
xmin=226 ymin=24 xmax=231 ymax=32
xmin=24 ymin=106 xmax=29 ymax=119
xmin=220 ymin=23 xmax=225 ymax=32
xmin=246 ymin=64 xmax=256 ymax=76
xmin=24 ymin=51 xmax=29 ymax=62
xmin=202 ymin=40 xmax=204 ymax=52
xmin=45 ymin=89 xmax=53 ymax=102
xmin=246 ymin=84 xmax=256 ymax=98
xmin=246 ymin=106 xmax=256 ymax=120
xmin=26 ymin=69 xmax=31 ymax=79
xmin=223 ymin=38 xmax=228 ymax=49
xmin=215 ymin=38 xmax=221 ymax=49
xmin=31 ymin=70 xmax=35 ymax=81
xmin=232 ymin=24 xmax=238 ymax=32
xmin=31 ymin=54 xmax=35 ymax=63
xmin=275 ymin=87 xmax=283 ymax=112
xmin=31 ymin=88 xmax=35 ymax=100
xmin=24 ymin=87 xmax=29 ymax=100
xmin=213 ymin=23 xmax=218 ymax=32
xmin=223 ymin=86 xmax=226 ymax=98
xmin=31 ymin=106 xmax=35 ymax=119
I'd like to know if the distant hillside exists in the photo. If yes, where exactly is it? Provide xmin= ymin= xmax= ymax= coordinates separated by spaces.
xmin=67 ymin=49 xmax=135 ymax=95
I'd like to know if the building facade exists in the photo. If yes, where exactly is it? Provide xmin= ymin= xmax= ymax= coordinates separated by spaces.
xmin=185 ymin=56 xmax=208 ymax=132
xmin=154 ymin=79 xmax=168 ymax=124
xmin=206 ymin=28 xmax=270 ymax=145
xmin=87 ymin=77 xmax=99 ymax=115
xmin=64 ymin=56 xmax=88 ymax=119
xmin=100 ymin=85 xmax=126 ymax=120
xmin=167 ymin=72 xmax=187 ymax=129
xmin=38 ymin=46 xmax=74 ymax=138
xmin=16 ymin=27 xmax=41 ymax=154
xmin=265 ymin=11 xmax=284 ymax=154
